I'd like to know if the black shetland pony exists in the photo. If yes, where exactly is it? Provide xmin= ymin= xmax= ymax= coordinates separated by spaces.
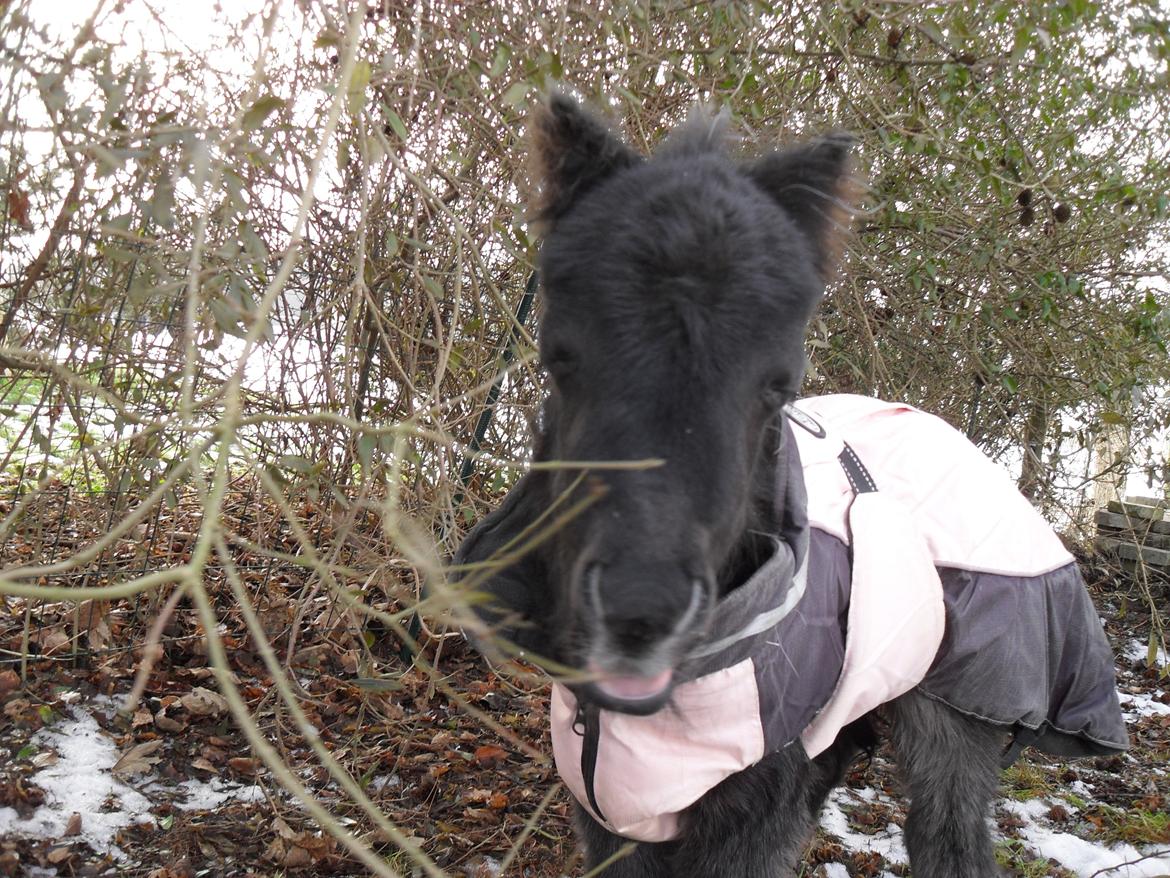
xmin=454 ymin=94 xmax=1125 ymax=877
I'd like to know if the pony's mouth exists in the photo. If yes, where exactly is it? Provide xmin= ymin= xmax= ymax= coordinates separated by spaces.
xmin=584 ymin=664 xmax=674 ymax=714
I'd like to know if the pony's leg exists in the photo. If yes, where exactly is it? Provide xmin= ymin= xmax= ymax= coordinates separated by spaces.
xmin=577 ymin=738 xmax=861 ymax=878
xmin=667 ymin=745 xmax=823 ymax=878
xmin=576 ymin=805 xmax=671 ymax=878
xmin=887 ymin=690 xmax=1005 ymax=878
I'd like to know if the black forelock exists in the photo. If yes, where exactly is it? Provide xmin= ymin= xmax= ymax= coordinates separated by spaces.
xmin=539 ymin=147 xmax=823 ymax=372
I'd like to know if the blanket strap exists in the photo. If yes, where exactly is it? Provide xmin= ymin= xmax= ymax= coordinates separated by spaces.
xmin=573 ymin=701 xmax=608 ymax=822
xmin=1001 ymin=724 xmax=1042 ymax=768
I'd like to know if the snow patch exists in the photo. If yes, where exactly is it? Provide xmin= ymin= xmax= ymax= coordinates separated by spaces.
xmin=169 ymin=777 xmax=266 ymax=811
xmin=367 ymin=774 xmax=401 ymax=792
xmin=1118 ymin=690 xmax=1170 ymax=719
xmin=818 ymin=786 xmax=909 ymax=867
xmin=1070 ymin=779 xmax=1096 ymax=799
xmin=0 ymin=705 xmax=265 ymax=857
xmin=0 ymin=708 xmax=152 ymax=857
xmin=1003 ymin=798 xmax=1170 ymax=877
xmin=1124 ymin=638 xmax=1169 ymax=668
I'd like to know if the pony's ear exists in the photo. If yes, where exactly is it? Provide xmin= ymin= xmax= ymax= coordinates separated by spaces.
xmin=528 ymin=92 xmax=639 ymax=226
xmin=746 ymin=134 xmax=858 ymax=281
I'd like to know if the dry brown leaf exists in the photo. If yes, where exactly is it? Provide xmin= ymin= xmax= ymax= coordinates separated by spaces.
xmin=272 ymin=816 xmax=297 ymax=840
xmin=46 ymin=846 xmax=72 ymax=864
xmin=463 ymin=807 xmax=498 ymax=823
xmin=64 ymin=812 xmax=81 ymax=837
xmin=112 ymin=739 xmax=164 ymax=777
xmin=180 ymin=686 xmax=227 ymax=716
xmin=75 ymin=600 xmax=104 ymax=631
xmin=154 ymin=711 xmax=186 ymax=733
xmin=39 ymin=628 xmax=71 ymax=655
xmin=199 ymin=746 xmax=226 ymax=765
xmin=264 ymin=838 xmax=286 ymax=864
xmin=473 ymin=744 xmax=507 ymax=767
xmin=228 ymin=757 xmax=260 ymax=775
xmin=0 ymin=670 xmax=19 ymax=696
xmin=190 ymin=757 xmax=218 ymax=774
xmin=132 ymin=709 xmax=154 ymax=728
xmin=282 ymin=845 xmax=312 ymax=869
xmin=6 ymin=183 xmax=31 ymax=230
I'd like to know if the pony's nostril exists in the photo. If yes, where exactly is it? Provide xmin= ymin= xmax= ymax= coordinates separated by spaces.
xmin=610 ymin=616 xmax=658 ymax=652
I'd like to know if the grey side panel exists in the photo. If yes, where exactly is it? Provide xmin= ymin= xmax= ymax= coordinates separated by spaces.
xmin=918 ymin=563 xmax=1129 ymax=756
xmin=754 ymin=527 xmax=850 ymax=753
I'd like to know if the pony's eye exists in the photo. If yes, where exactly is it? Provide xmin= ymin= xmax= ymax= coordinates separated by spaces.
xmin=762 ymin=379 xmax=795 ymax=409
xmin=543 ymin=346 xmax=577 ymax=381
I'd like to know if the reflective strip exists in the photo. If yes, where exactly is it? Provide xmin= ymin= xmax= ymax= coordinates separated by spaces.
xmin=685 ymin=554 xmax=809 ymax=660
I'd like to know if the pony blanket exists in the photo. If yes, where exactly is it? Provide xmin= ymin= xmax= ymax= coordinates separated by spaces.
xmin=547 ymin=395 xmax=1127 ymax=842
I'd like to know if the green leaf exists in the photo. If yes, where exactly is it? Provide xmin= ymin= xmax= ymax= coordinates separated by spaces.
xmin=490 ymin=43 xmax=512 ymax=78
xmin=918 ymin=20 xmax=946 ymax=47
xmin=1011 ymin=26 xmax=1032 ymax=62
xmin=352 ymin=676 xmax=405 ymax=692
xmin=242 ymin=95 xmax=284 ymax=131
xmin=384 ymin=108 xmax=408 ymax=141
xmin=1148 ymin=630 xmax=1161 ymax=669
xmin=278 ymin=454 xmax=314 ymax=474
xmin=357 ymin=433 xmax=377 ymax=470
xmin=502 ymin=81 xmax=529 ymax=107
xmin=209 ymin=299 xmax=247 ymax=339
xmin=1100 ymin=410 xmax=1127 ymax=426
xmin=347 ymin=60 xmax=372 ymax=116
xmin=150 ymin=180 xmax=175 ymax=228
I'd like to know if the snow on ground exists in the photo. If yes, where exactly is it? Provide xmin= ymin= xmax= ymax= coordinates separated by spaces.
xmin=819 ymin=785 xmax=908 ymax=873
xmin=1118 ymin=689 xmax=1170 ymax=720
xmin=1001 ymin=799 xmax=1170 ymax=878
xmin=815 ymin=782 xmax=1170 ymax=877
xmin=1123 ymin=638 xmax=1169 ymax=670
xmin=0 ymin=707 xmax=154 ymax=857
xmin=165 ymin=776 xmax=267 ymax=811
xmin=0 ymin=705 xmax=262 ymax=857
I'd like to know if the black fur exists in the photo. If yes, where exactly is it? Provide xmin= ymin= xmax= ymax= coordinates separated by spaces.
xmin=457 ymin=94 xmax=1006 ymax=876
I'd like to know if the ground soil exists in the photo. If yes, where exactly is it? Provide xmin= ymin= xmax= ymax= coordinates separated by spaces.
xmin=1 ymin=521 xmax=1167 ymax=877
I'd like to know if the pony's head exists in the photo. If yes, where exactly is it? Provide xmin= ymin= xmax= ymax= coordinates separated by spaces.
xmin=456 ymin=94 xmax=854 ymax=714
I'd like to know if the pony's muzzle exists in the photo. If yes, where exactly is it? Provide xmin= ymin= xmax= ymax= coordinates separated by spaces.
xmin=578 ymin=563 xmax=712 ymax=713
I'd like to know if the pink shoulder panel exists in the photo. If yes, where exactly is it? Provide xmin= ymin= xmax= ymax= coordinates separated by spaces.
xmin=791 ymin=395 xmax=1073 ymax=577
